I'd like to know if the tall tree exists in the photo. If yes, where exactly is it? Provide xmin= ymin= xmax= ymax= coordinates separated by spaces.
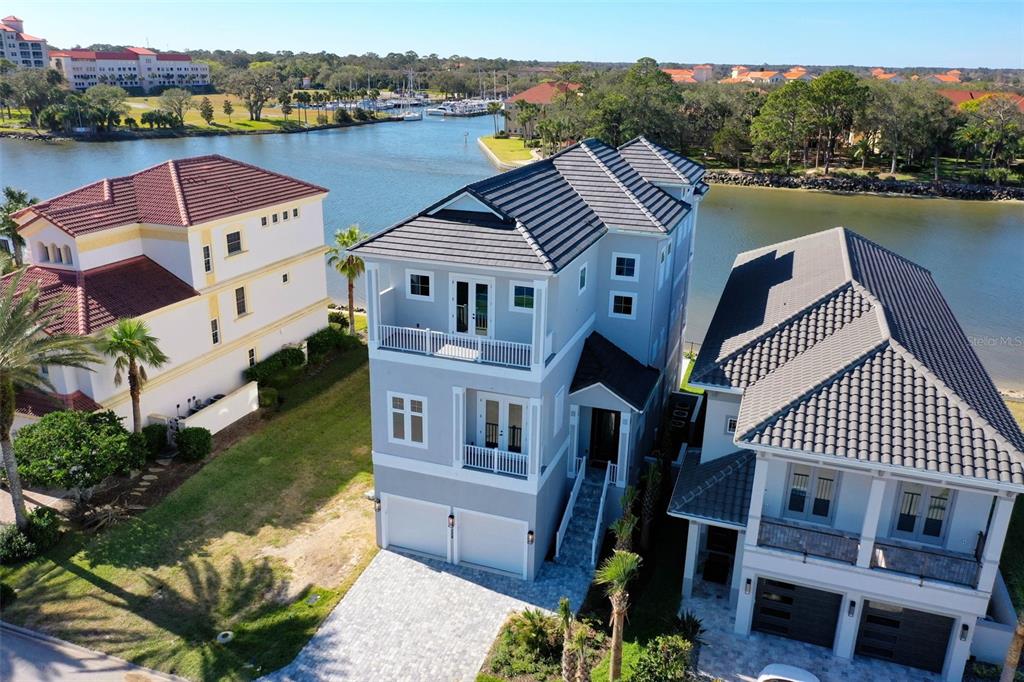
xmin=326 ymin=225 xmax=367 ymax=335
xmin=7 ymin=68 xmax=64 ymax=129
xmin=1 ymin=187 xmax=36 ymax=266
xmin=487 ymin=100 xmax=502 ymax=136
xmin=159 ymin=88 xmax=194 ymax=128
xmin=222 ymin=97 xmax=234 ymax=122
xmin=515 ymin=100 xmax=540 ymax=141
xmin=83 ymin=84 xmax=128 ymax=132
xmin=224 ymin=63 xmax=282 ymax=121
xmin=558 ymin=596 xmax=576 ymax=682
xmin=0 ymin=272 xmax=99 ymax=528
xmin=595 ymin=550 xmax=642 ymax=681
xmin=750 ymin=80 xmax=811 ymax=170
xmin=198 ymin=96 xmax=215 ymax=125
xmin=99 ymin=319 xmax=168 ymax=433
xmin=805 ymin=70 xmax=868 ymax=174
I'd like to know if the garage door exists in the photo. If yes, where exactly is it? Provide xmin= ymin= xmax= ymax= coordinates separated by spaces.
xmin=856 ymin=600 xmax=953 ymax=673
xmin=751 ymin=578 xmax=842 ymax=649
xmin=382 ymin=495 xmax=449 ymax=560
xmin=455 ymin=508 xmax=527 ymax=578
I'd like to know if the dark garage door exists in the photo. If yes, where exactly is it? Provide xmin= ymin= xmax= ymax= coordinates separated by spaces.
xmin=751 ymin=578 xmax=842 ymax=648
xmin=856 ymin=600 xmax=953 ymax=673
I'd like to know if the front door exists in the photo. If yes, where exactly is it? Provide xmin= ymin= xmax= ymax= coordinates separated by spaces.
xmin=478 ymin=394 xmax=525 ymax=453
xmin=589 ymin=408 xmax=620 ymax=465
xmin=452 ymin=277 xmax=492 ymax=337
xmin=702 ymin=526 xmax=737 ymax=584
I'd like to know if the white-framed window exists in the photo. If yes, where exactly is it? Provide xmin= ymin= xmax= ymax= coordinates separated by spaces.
xmin=611 ymin=252 xmax=640 ymax=282
xmin=387 ymin=391 xmax=427 ymax=448
xmin=226 ymin=230 xmax=243 ymax=255
xmin=202 ymin=245 xmax=212 ymax=273
xmin=261 ymin=216 xmax=268 ymax=227
xmin=282 ymin=210 xmax=289 ymax=221
xmin=234 ymin=286 xmax=248 ymax=316
xmin=406 ymin=269 xmax=433 ymax=301
xmin=784 ymin=464 xmax=839 ymax=524
xmin=210 ymin=318 xmax=220 ymax=345
xmin=554 ymin=386 xmax=566 ymax=437
xmin=509 ymin=281 xmax=535 ymax=312
xmin=282 ymin=272 xmax=289 ymax=284
xmin=292 ymin=207 xmax=299 ymax=218
xmin=608 ymin=291 xmax=636 ymax=320
xmin=247 ymin=348 xmax=256 ymax=367
xmin=272 ymin=213 xmax=279 ymax=224
xmin=578 ymin=263 xmax=588 ymax=293
xmin=891 ymin=483 xmax=952 ymax=544
xmin=725 ymin=417 xmax=737 ymax=434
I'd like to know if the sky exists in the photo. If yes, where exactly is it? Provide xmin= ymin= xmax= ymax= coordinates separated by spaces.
xmin=7 ymin=1 xmax=1023 ymax=69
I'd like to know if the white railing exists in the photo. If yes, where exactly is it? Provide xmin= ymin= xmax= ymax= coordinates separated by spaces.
xmin=591 ymin=465 xmax=613 ymax=566
xmin=556 ymin=457 xmax=587 ymax=559
xmin=463 ymin=444 xmax=529 ymax=478
xmin=571 ymin=455 xmax=585 ymax=478
xmin=608 ymin=462 xmax=619 ymax=486
xmin=378 ymin=324 xmax=532 ymax=369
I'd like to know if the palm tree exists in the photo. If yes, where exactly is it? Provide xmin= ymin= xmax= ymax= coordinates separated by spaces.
xmin=595 ymin=550 xmax=642 ymax=681
xmin=1002 ymin=615 xmax=1024 ymax=682
xmin=326 ymin=225 xmax=367 ymax=335
xmin=1 ymin=187 xmax=37 ymax=266
xmin=558 ymin=596 xmax=576 ymax=682
xmin=487 ymin=101 xmax=502 ymax=136
xmin=0 ymin=273 xmax=99 ymax=528
xmin=570 ymin=625 xmax=591 ymax=682
xmin=99 ymin=319 xmax=168 ymax=433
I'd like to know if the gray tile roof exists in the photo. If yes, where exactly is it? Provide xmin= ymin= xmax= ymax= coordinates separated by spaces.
xmin=667 ymin=450 xmax=755 ymax=526
xmin=693 ymin=226 xmax=1024 ymax=486
xmin=618 ymin=136 xmax=706 ymax=187
xmin=571 ymin=332 xmax=661 ymax=411
xmin=351 ymin=137 xmax=698 ymax=273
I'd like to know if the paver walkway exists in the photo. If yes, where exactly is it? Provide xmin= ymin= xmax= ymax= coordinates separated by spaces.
xmin=689 ymin=584 xmax=943 ymax=682
xmin=265 ymin=549 xmax=592 ymax=682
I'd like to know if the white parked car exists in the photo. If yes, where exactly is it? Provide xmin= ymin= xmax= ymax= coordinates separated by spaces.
xmin=756 ymin=664 xmax=821 ymax=682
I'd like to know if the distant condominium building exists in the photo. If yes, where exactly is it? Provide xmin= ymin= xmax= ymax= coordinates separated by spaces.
xmin=0 ymin=16 xmax=48 ymax=68
xmin=49 ymin=46 xmax=211 ymax=92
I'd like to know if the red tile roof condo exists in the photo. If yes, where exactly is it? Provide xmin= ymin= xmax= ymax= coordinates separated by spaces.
xmin=14 ymin=155 xmax=329 ymax=237
xmin=506 ymin=81 xmax=582 ymax=105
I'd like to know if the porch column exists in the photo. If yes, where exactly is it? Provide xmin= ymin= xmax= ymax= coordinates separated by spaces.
xmin=681 ymin=520 xmax=701 ymax=601
xmin=452 ymin=387 xmax=465 ymax=467
xmin=834 ymin=593 xmax=862 ymax=659
xmin=730 ymin=530 xmax=745 ymax=608
xmin=616 ymin=411 xmax=632 ymax=487
xmin=744 ymin=454 xmax=767 ymax=548
xmin=977 ymin=495 xmax=1015 ymax=592
xmin=943 ymin=616 xmax=974 ymax=682
xmin=733 ymin=569 xmax=755 ymax=637
xmin=856 ymin=476 xmax=887 ymax=567
xmin=568 ymin=404 xmax=580 ymax=477
xmin=528 ymin=398 xmax=543 ymax=479
xmin=364 ymin=263 xmax=380 ymax=349
xmin=531 ymin=280 xmax=547 ymax=369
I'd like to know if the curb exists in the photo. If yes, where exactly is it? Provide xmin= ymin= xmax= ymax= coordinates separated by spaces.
xmin=0 ymin=621 xmax=187 ymax=681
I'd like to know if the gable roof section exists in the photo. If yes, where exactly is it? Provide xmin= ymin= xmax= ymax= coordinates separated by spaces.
xmin=353 ymin=137 xmax=698 ymax=272
xmin=667 ymin=450 xmax=755 ymax=526
xmin=17 ymin=155 xmax=327 ymax=237
xmin=692 ymin=226 xmax=1024 ymax=486
xmin=16 ymin=389 xmax=102 ymax=418
xmin=0 ymin=256 xmax=199 ymax=336
xmin=570 ymin=332 xmax=660 ymax=411
xmin=619 ymin=136 xmax=706 ymax=187
xmin=506 ymin=81 xmax=581 ymax=105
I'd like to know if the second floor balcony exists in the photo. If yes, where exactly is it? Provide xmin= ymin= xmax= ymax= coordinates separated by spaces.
xmin=378 ymin=324 xmax=532 ymax=369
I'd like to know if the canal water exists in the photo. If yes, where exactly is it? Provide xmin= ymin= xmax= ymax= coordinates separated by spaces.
xmin=2 ymin=117 xmax=1021 ymax=390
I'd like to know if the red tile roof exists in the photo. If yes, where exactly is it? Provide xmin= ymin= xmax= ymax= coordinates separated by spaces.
xmin=928 ymin=73 xmax=961 ymax=83
xmin=0 ymin=256 xmax=199 ymax=336
xmin=156 ymin=53 xmax=193 ymax=61
xmin=126 ymin=46 xmax=156 ymax=56
xmin=662 ymin=68 xmax=697 ymax=84
xmin=16 ymin=388 xmax=102 ymax=418
xmin=939 ymin=89 xmax=1024 ymax=113
xmin=48 ymin=48 xmax=193 ymax=61
xmin=506 ymin=81 xmax=582 ymax=105
xmin=16 ymin=155 xmax=328 ymax=237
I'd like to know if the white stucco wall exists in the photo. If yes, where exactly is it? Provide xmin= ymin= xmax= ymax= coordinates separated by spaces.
xmin=701 ymin=389 xmax=741 ymax=462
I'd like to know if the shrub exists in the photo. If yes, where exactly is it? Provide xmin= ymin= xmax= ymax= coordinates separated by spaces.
xmin=333 ymin=108 xmax=352 ymax=124
xmin=328 ymin=310 xmax=349 ymax=327
xmin=125 ymin=432 xmax=148 ymax=473
xmin=141 ymin=423 xmax=168 ymax=459
xmin=258 ymin=387 xmax=279 ymax=409
xmin=316 ymin=113 xmax=329 ymax=125
xmin=0 ymin=582 xmax=15 ymax=609
xmin=26 ymin=507 xmax=62 ymax=551
xmin=243 ymin=347 xmax=306 ymax=384
xmin=306 ymin=326 xmax=347 ymax=356
xmin=631 ymin=634 xmax=694 ymax=682
xmin=495 ymin=130 xmax=509 ymax=139
xmin=488 ymin=609 xmax=561 ymax=679
xmin=0 ymin=525 xmax=36 ymax=565
xmin=176 ymin=427 xmax=212 ymax=462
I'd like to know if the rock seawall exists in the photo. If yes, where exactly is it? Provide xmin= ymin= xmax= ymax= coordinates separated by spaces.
xmin=704 ymin=171 xmax=1024 ymax=201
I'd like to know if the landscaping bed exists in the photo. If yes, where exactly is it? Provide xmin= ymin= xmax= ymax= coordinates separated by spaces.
xmin=0 ymin=342 xmax=376 ymax=681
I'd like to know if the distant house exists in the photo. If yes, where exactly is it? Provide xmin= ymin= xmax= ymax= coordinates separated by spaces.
xmin=719 ymin=66 xmax=786 ymax=85
xmin=869 ymin=67 xmax=906 ymax=84
xmin=49 ymin=46 xmax=212 ymax=92
xmin=939 ymin=89 xmax=1024 ymax=113
xmin=925 ymin=69 xmax=963 ymax=84
xmin=662 ymin=64 xmax=714 ymax=84
xmin=782 ymin=66 xmax=814 ymax=81
xmin=503 ymin=81 xmax=582 ymax=137
xmin=0 ymin=16 xmax=48 ymax=68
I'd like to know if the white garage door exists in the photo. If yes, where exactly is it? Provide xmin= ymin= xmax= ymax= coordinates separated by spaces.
xmin=455 ymin=508 xmax=527 ymax=578
xmin=383 ymin=495 xmax=449 ymax=560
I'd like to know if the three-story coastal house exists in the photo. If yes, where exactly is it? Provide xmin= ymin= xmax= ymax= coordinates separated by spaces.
xmin=352 ymin=137 xmax=708 ymax=579
xmin=669 ymin=227 xmax=1024 ymax=680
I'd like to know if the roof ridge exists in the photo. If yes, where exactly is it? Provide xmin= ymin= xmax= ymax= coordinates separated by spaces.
xmin=639 ymin=136 xmax=693 ymax=185
xmin=843 ymin=227 xmax=933 ymax=277
xmin=577 ymin=141 xmax=668 ymax=232
xmin=513 ymin=220 xmax=555 ymax=271
xmin=74 ymin=269 xmax=88 ymax=334
xmin=166 ymin=160 xmax=191 ymax=225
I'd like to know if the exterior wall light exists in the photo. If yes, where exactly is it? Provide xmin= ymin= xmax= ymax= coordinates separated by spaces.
xmin=448 ymin=514 xmax=455 ymax=529
xmin=527 ymin=530 xmax=535 ymax=545
xmin=373 ymin=498 xmax=381 ymax=512
xmin=744 ymin=578 xmax=751 ymax=595
xmin=960 ymin=623 xmax=970 ymax=641
xmin=848 ymin=600 xmax=856 ymax=617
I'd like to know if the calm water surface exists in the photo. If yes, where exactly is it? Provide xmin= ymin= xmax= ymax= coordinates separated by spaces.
xmin=2 ymin=119 xmax=1021 ymax=390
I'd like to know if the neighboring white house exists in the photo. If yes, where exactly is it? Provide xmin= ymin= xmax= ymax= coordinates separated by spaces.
xmin=352 ymin=136 xmax=708 ymax=580
xmin=0 ymin=16 xmax=48 ymax=68
xmin=49 ymin=46 xmax=211 ymax=92
xmin=669 ymin=227 xmax=1024 ymax=681
xmin=3 ymin=155 xmax=330 ymax=433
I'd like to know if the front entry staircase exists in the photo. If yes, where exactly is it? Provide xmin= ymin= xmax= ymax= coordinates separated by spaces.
xmin=556 ymin=467 xmax=607 ymax=569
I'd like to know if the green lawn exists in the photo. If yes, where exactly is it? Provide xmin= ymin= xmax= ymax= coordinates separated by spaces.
xmin=0 ymin=347 xmax=376 ymax=681
xmin=480 ymin=135 xmax=535 ymax=164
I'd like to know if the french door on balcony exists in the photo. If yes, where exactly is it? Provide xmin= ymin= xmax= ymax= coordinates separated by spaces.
xmin=450 ymin=276 xmax=492 ymax=338
xmin=477 ymin=394 xmax=525 ymax=453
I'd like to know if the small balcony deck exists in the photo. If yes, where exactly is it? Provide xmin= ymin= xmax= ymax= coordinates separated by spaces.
xmin=378 ymin=324 xmax=533 ymax=370
xmin=462 ymin=444 xmax=529 ymax=478
xmin=757 ymin=517 xmax=859 ymax=564
xmin=871 ymin=539 xmax=980 ymax=588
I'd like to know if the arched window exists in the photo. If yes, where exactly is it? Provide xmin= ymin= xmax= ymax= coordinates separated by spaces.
xmin=51 ymin=244 xmax=62 ymax=264
xmin=38 ymin=243 xmax=49 ymax=262
xmin=62 ymin=245 xmax=73 ymax=265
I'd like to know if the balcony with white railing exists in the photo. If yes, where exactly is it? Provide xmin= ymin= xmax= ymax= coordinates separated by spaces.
xmin=378 ymin=324 xmax=533 ymax=370
xmin=463 ymin=444 xmax=530 ymax=478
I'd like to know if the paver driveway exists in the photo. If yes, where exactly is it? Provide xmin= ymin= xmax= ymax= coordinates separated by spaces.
xmin=266 ymin=549 xmax=592 ymax=681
